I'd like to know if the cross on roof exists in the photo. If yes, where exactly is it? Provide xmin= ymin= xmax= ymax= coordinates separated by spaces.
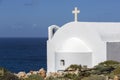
xmin=72 ymin=7 xmax=80 ymax=22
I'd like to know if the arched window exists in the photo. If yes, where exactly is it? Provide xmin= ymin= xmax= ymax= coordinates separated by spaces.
xmin=48 ymin=25 xmax=59 ymax=40
xmin=52 ymin=28 xmax=57 ymax=35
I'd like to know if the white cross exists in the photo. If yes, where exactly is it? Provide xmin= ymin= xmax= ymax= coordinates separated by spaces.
xmin=72 ymin=7 xmax=80 ymax=22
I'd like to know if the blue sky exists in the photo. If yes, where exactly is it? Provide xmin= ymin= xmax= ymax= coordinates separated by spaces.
xmin=0 ymin=0 xmax=120 ymax=37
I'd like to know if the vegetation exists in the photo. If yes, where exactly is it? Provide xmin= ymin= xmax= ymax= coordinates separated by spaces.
xmin=45 ymin=60 xmax=120 ymax=80
xmin=111 ymin=66 xmax=120 ymax=75
xmin=0 ymin=67 xmax=20 ymax=80
xmin=1 ymin=72 xmax=20 ymax=80
xmin=63 ymin=73 xmax=80 ymax=80
xmin=66 ymin=64 xmax=82 ymax=71
xmin=24 ymin=74 xmax=44 ymax=80
xmin=46 ymin=76 xmax=65 ymax=80
xmin=81 ymin=75 xmax=106 ymax=80
xmin=1 ymin=60 xmax=120 ymax=80
xmin=98 ymin=60 xmax=120 ymax=66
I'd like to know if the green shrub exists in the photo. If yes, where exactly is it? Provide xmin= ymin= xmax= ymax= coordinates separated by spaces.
xmin=79 ymin=71 xmax=91 ymax=78
xmin=81 ymin=75 xmax=106 ymax=80
xmin=98 ymin=60 xmax=120 ymax=67
xmin=93 ymin=65 xmax=114 ymax=75
xmin=108 ymin=73 xmax=114 ymax=79
xmin=46 ymin=76 xmax=65 ymax=80
xmin=92 ymin=60 xmax=120 ymax=75
xmin=64 ymin=73 xmax=76 ymax=79
xmin=0 ymin=72 xmax=20 ymax=80
xmin=0 ymin=67 xmax=20 ymax=80
xmin=46 ymin=76 xmax=55 ymax=80
xmin=66 ymin=64 xmax=82 ymax=71
xmin=63 ymin=73 xmax=81 ymax=80
xmin=111 ymin=66 xmax=120 ymax=75
xmin=24 ymin=74 xmax=44 ymax=80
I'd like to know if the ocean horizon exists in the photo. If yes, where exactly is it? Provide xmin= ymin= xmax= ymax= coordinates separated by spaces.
xmin=0 ymin=37 xmax=47 ymax=73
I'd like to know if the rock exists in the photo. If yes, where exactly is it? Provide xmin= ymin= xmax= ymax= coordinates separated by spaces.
xmin=38 ymin=68 xmax=46 ymax=78
xmin=114 ymin=75 xmax=119 ymax=80
xmin=17 ymin=72 xmax=27 ymax=78
xmin=47 ymin=72 xmax=63 ymax=78
xmin=26 ymin=72 xmax=32 ymax=76
xmin=33 ymin=71 xmax=38 ymax=74
xmin=74 ymin=68 xmax=79 ymax=75
xmin=68 ymin=68 xmax=74 ymax=71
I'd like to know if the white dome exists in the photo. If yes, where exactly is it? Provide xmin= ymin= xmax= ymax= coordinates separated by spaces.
xmin=51 ymin=22 xmax=104 ymax=53
xmin=58 ymin=37 xmax=92 ymax=52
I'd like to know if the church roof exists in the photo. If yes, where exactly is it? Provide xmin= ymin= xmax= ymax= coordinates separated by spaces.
xmin=56 ymin=21 xmax=120 ymax=42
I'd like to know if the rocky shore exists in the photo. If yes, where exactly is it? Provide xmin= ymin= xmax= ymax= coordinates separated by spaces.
xmin=14 ymin=68 xmax=46 ymax=79
xmin=1 ymin=60 xmax=120 ymax=80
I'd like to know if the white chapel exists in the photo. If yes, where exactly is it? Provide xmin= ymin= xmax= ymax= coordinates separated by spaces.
xmin=47 ymin=7 xmax=120 ymax=72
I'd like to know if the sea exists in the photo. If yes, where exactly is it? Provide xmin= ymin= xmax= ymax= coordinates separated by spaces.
xmin=0 ymin=38 xmax=47 ymax=73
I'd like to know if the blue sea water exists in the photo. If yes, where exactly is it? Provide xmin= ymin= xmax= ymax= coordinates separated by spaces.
xmin=0 ymin=38 xmax=47 ymax=73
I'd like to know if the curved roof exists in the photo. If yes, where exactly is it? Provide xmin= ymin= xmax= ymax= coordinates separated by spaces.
xmin=52 ymin=21 xmax=120 ymax=42
xmin=50 ymin=21 xmax=105 ymax=53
